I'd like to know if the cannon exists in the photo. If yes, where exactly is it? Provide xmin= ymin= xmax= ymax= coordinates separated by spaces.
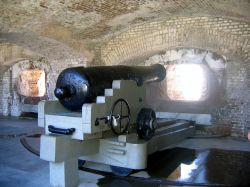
xmin=54 ymin=64 xmax=166 ymax=111
xmin=38 ymin=64 xmax=195 ymax=187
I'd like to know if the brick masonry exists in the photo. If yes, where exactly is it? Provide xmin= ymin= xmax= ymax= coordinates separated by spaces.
xmin=0 ymin=43 xmax=86 ymax=116
xmin=100 ymin=16 xmax=250 ymax=138
xmin=101 ymin=17 xmax=250 ymax=65
xmin=0 ymin=15 xmax=250 ymax=138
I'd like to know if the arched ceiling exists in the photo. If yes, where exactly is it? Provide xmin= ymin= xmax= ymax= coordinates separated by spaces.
xmin=0 ymin=0 xmax=250 ymax=64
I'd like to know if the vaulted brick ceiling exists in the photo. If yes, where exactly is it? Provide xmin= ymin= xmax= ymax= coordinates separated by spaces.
xmin=0 ymin=0 xmax=250 ymax=65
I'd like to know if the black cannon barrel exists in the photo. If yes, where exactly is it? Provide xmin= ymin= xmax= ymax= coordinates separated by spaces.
xmin=54 ymin=64 xmax=166 ymax=111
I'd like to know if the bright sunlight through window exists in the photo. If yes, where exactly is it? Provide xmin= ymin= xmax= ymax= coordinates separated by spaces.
xmin=167 ymin=64 xmax=208 ymax=101
xmin=18 ymin=69 xmax=46 ymax=97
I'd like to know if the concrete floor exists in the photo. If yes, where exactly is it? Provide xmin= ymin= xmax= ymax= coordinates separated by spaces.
xmin=0 ymin=117 xmax=249 ymax=187
xmin=0 ymin=117 xmax=48 ymax=187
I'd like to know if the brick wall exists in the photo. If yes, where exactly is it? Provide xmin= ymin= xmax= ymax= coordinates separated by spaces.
xmin=101 ymin=17 xmax=250 ymax=65
xmin=0 ymin=43 xmax=33 ymax=116
xmin=211 ymin=59 xmax=250 ymax=137
xmin=1 ymin=15 xmax=249 ymax=137
xmin=0 ymin=70 xmax=3 ymax=115
xmin=1 ymin=69 xmax=11 ymax=116
xmin=100 ymin=16 xmax=250 ymax=138
xmin=0 ymin=43 xmax=86 ymax=116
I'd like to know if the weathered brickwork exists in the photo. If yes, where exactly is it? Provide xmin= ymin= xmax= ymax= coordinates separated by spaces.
xmin=101 ymin=17 xmax=250 ymax=65
xmin=0 ymin=43 xmax=37 ymax=115
xmin=1 ymin=0 xmax=249 ymax=41
xmin=100 ymin=17 xmax=250 ymax=137
xmin=0 ymin=72 xmax=3 ymax=114
xmin=211 ymin=60 xmax=250 ymax=137
xmin=0 ymin=43 xmax=86 ymax=116
xmin=0 ymin=0 xmax=250 ymax=139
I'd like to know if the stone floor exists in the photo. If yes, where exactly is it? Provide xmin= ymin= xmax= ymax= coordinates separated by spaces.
xmin=0 ymin=117 xmax=249 ymax=187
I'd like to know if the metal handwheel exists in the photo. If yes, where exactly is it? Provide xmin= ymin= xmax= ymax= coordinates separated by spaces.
xmin=109 ymin=98 xmax=131 ymax=135
xmin=136 ymin=108 xmax=157 ymax=140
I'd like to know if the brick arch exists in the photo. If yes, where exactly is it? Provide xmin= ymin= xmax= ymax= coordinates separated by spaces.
xmin=100 ymin=16 xmax=250 ymax=138
xmin=1 ymin=59 xmax=54 ymax=116
xmin=101 ymin=16 xmax=250 ymax=65
xmin=0 ymin=43 xmax=40 ymax=73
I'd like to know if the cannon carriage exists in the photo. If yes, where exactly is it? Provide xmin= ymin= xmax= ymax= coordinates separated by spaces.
xmin=38 ymin=64 xmax=195 ymax=187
